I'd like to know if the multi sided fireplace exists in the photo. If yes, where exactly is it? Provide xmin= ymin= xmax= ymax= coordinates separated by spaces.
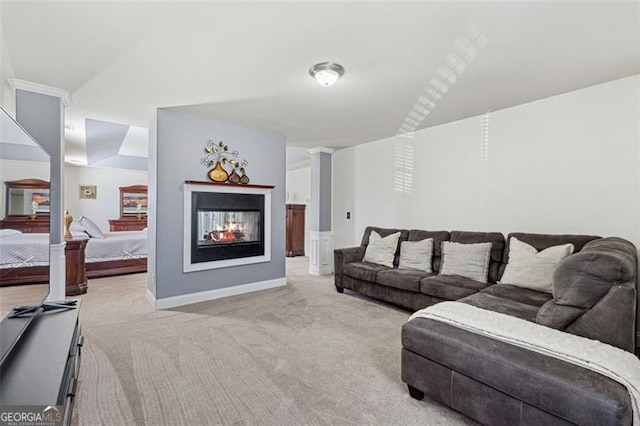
xmin=183 ymin=182 xmax=273 ymax=272
xmin=192 ymin=192 xmax=264 ymax=263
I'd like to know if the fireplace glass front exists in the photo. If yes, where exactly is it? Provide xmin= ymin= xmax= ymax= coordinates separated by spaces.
xmin=190 ymin=191 xmax=265 ymax=264
xmin=197 ymin=210 xmax=260 ymax=246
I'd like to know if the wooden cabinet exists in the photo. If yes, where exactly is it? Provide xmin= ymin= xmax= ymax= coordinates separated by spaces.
xmin=286 ymin=204 xmax=305 ymax=257
xmin=108 ymin=217 xmax=147 ymax=231
xmin=109 ymin=184 xmax=148 ymax=231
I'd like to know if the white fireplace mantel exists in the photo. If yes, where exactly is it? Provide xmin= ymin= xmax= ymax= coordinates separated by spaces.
xmin=183 ymin=181 xmax=274 ymax=272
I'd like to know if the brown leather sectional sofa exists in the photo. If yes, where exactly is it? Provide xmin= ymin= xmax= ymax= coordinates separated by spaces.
xmin=333 ymin=226 xmax=638 ymax=425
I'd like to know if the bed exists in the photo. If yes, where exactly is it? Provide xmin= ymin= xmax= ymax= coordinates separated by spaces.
xmin=0 ymin=229 xmax=147 ymax=286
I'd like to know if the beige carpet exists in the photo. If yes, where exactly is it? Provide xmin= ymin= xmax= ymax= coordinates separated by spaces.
xmin=71 ymin=257 xmax=475 ymax=425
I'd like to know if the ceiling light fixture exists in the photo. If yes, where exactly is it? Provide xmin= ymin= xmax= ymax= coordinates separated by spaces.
xmin=309 ymin=62 xmax=345 ymax=87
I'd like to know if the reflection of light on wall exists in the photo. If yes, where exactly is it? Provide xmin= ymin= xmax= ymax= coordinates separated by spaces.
xmin=479 ymin=112 xmax=491 ymax=208
xmin=394 ymin=134 xmax=414 ymax=194
xmin=396 ymin=20 xmax=488 ymax=136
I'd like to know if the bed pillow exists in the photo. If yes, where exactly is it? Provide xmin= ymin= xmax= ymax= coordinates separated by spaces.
xmin=70 ymin=231 xmax=90 ymax=239
xmin=363 ymin=231 xmax=401 ymax=268
xmin=69 ymin=221 xmax=86 ymax=232
xmin=439 ymin=241 xmax=492 ymax=283
xmin=499 ymin=237 xmax=574 ymax=293
xmin=0 ymin=229 xmax=22 ymax=237
xmin=398 ymin=239 xmax=433 ymax=272
xmin=80 ymin=216 xmax=105 ymax=239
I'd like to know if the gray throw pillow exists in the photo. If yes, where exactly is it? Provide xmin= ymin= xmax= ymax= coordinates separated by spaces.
xmin=398 ymin=239 xmax=433 ymax=272
xmin=439 ymin=241 xmax=492 ymax=283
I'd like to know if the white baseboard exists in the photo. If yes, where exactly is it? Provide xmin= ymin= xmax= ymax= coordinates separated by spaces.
xmin=146 ymin=277 xmax=287 ymax=310
xmin=145 ymin=288 xmax=156 ymax=308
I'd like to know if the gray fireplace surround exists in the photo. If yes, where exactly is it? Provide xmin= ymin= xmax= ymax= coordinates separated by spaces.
xmin=334 ymin=227 xmax=637 ymax=425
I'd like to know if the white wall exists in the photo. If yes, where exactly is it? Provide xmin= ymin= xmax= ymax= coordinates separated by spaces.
xmin=64 ymin=165 xmax=148 ymax=230
xmin=333 ymin=74 xmax=640 ymax=247
xmin=285 ymin=165 xmax=311 ymax=254
xmin=332 ymin=148 xmax=356 ymax=249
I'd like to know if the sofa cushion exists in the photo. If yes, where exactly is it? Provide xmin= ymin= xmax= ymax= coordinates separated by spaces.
xmin=450 ymin=231 xmax=505 ymax=283
xmin=398 ymin=239 xmax=433 ymax=272
xmin=536 ymin=237 xmax=637 ymax=351
xmin=377 ymin=269 xmax=433 ymax=292
xmin=408 ymin=230 xmax=450 ymax=273
xmin=500 ymin=237 xmax=574 ymax=293
xmin=440 ymin=241 xmax=492 ymax=283
xmin=363 ymin=231 xmax=401 ymax=267
xmin=343 ymin=262 xmax=391 ymax=282
xmin=420 ymin=275 xmax=488 ymax=301
xmin=460 ymin=284 xmax=552 ymax=322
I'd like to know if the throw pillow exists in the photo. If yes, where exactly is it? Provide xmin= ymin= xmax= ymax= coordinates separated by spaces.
xmin=80 ymin=216 xmax=105 ymax=239
xmin=439 ymin=241 xmax=492 ymax=283
xmin=70 ymin=230 xmax=90 ymax=239
xmin=500 ymin=237 xmax=574 ymax=293
xmin=398 ymin=239 xmax=433 ymax=272
xmin=363 ymin=231 xmax=401 ymax=268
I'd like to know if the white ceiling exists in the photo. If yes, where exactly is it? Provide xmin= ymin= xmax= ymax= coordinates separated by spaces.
xmin=1 ymin=1 xmax=638 ymax=167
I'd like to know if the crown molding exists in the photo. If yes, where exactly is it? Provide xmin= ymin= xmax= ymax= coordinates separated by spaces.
xmin=7 ymin=78 xmax=73 ymax=108
xmin=307 ymin=146 xmax=334 ymax=155
xmin=286 ymin=159 xmax=311 ymax=171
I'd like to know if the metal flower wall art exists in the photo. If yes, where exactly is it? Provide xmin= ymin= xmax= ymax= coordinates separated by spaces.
xmin=200 ymin=139 xmax=250 ymax=184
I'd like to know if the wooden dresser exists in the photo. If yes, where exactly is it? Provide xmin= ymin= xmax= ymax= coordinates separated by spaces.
xmin=108 ymin=217 xmax=147 ymax=231
xmin=0 ymin=215 xmax=50 ymax=233
xmin=286 ymin=204 xmax=305 ymax=257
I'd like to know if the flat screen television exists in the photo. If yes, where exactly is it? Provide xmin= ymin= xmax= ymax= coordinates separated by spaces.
xmin=0 ymin=105 xmax=50 ymax=365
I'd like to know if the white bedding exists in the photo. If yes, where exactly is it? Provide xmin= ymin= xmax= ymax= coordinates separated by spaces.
xmin=410 ymin=302 xmax=640 ymax=425
xmin=0 ymin=230 xmax=147 ymax=268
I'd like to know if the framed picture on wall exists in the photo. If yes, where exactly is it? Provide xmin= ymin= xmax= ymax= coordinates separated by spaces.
xmin=79 ymin=185 xmax=97 ymax=200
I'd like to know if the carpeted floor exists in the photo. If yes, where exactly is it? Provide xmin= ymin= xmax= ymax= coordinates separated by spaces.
xmin=70 ymin=257 xmax=475 ymax=425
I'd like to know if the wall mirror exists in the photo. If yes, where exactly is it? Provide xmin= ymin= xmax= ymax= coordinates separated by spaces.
xmin=119 ymin=185 xmax=148 ymax=217
xmin=0 ymin=105 xmax=51 ymax=363
xmin=5 ymin=179 xmax=50 ymax=217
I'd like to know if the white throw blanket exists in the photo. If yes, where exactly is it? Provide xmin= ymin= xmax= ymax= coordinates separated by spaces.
xmin=409 ymin=301 xmax=640 ymax=425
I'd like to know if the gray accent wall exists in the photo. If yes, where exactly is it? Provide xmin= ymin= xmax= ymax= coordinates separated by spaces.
xmin=152 ymin=109 xmax=286 ymax=299
xmin=15 ymin=90 xmax=64 ymax=243
xmin=309 ymin=151 xmax=332 ymax=232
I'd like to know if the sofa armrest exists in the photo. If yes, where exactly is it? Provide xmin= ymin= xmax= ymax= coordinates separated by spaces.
xmin=334 ymin=246 xmax=366 ymax=290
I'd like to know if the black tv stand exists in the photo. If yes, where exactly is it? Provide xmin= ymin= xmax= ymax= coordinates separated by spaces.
xmin=0 ymin=301 xmax=82 ymax=426
xmin=9 ymin=299 xmax=78 ymax=318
